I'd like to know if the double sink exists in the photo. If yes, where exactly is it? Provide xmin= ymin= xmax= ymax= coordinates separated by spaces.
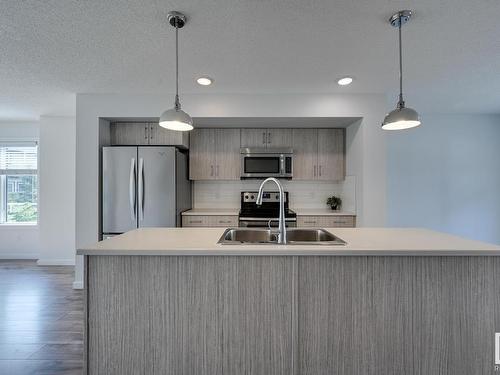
xmin=218 ymin=228 xmax=347 ymax=246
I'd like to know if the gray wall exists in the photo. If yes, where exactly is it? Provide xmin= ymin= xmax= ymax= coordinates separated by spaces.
xmin=387 ymin=114 xmax=500 ymax=244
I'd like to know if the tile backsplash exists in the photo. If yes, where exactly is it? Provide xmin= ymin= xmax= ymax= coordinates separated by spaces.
xmin=193 ymin=175 xmax=356 ymax=213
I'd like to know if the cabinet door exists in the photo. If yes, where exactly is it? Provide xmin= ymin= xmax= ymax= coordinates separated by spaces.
xmin=215 ymin=129 xmax=241 ymax=180
xmin=189 ymin=129 xmax=216 ymax=180
xmin=267 ymin=129 xmax=292 ymax=148
xmin=110 ymin=122 xmax=149 ymax=145
xmin=292 ymin=129 xmax=318 ymax=180
xmin=149 ymin=123 xmax=189 ymax=148
xmin=317 ymin=129 xmax=345 ymax=181
xmin=241 ymin=129 xmax=268 ymax=148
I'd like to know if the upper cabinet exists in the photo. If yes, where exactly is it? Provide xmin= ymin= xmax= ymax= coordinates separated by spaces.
xmin=110 ymin=122 xmax=150 ymax=145
xmin=149 ymin=123 xmax=189 ymax=148
xmin=189 ymin=129 xmax=215 ymax=180
xmin=110 ymin=122 xmax=189 ymax=148
xmin=317 ymin=129 xmax=344 ymax=181
xmin=240 ymin=129 xmax=292 ymax=149
xmin=190 ymin=128 xmax=241 ymax=180
xmin=189 ymin=127 xmax=344 ymax=181
xmin=292 ymin=129 xmax=318 ymax=180
xmin=292 ymin=128 xmax=345 ymax=181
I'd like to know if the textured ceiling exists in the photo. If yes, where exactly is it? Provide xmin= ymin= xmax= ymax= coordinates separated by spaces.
xmin=1 ymin=0 xmax=499 ymax=120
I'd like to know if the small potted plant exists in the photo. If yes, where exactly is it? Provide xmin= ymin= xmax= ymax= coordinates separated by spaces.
xmin=326 ymin=196 xmax=342 ymax=211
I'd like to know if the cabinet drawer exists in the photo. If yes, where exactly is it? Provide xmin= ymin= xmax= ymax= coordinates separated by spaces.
xmin=182 ymin=216 xmax=211 ymax=227
xmin=320 ymin=216 xmax=355 ymax=228
xmin=209 ymin=216 xmax=239 ymax=227
xmin=297 ymin=215 xmax=356 ymax=228
xmin=297 ymin=217 xmax=321 ymax=227
xmin=182 ymin=215 xmax=238 ymax=227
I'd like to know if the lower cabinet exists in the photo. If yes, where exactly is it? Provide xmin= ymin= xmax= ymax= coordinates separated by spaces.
xmin=182 ymin=215 xmax=238 ymax=227
xmin=297 ymin=215 xmax=356 ymax=228
xmin=183 ymin=214 xmax=355 ymax=228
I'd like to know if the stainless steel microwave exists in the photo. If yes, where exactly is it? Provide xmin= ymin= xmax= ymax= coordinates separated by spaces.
xmin=240 ymin=148 xmax=293 ymax=179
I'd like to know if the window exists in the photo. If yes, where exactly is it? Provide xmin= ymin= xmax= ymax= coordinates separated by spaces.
xmin=0 ymin=143 xmax=38 ymax=224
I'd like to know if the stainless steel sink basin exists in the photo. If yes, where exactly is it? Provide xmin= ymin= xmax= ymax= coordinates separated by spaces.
xmin=220 ymin=228 xmax=278 ymax=243
xmin=217 ymin=228 xmax=346 ymax=245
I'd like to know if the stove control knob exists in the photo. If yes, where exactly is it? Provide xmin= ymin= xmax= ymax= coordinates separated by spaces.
xmin=250 ymin=195 xmax=255 ymax=200
xmin=275 ymin=194 xmax=279 ymax=199
xmin=245 ymin=195 xmax=249 ymax=200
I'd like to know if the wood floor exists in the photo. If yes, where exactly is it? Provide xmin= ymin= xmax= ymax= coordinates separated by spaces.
xmin=0 ymin=260 xmax=83 ymax=375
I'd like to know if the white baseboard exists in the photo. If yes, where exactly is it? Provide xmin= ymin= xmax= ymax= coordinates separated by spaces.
xmin=0 ymin=254 xmax=38 ymax=260
xmin=72 ymin=280 xmax=83 ymax=289
xmin=0 ymin=253 xmax=39 ymax=260
xmin=37 ymin=259 xmax=75 ymax=266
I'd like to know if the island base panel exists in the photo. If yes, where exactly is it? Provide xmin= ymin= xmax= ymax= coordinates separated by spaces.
xmin=85 ymin=255 xmax=500 ymax=375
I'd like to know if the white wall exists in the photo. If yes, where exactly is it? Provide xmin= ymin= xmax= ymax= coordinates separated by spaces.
xmin=387 ymin=114 xmax=500 ymax=245
xmin=75 ymin=93 xmax=387 ymax=287
xmin=38 ymin=116 xmax=76 ymax=265
xmin=0 ymin=122 xmax=40 ymax=259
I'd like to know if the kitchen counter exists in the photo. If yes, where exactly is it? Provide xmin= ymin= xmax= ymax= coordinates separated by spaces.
xmin=292 ymin=208 xmax=356 ymax=216
xmin=81 ymin=227 xmax=500 ymax=374
xmin=181 ymin=208 xmax=239 ymax=216
xmin=77 ymin=227 xmax=500 ymax=256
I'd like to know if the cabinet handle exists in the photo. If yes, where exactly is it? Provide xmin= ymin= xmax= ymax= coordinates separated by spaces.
xmin=319 ymin=165 xmax=322 ymax=176
xmin=313 ymin=165 xmax=317 ymax=177
xmin=211 ymin=165 xmax=214 ymax=177
xmin=262 ymin=132 xmax=266 ymax=145
xmin=145 ymin=125 xmax=148 ymax=140
xmin=150 ymin=125 xmax=154 ymax=140
xmin=190 ymin=220 xmax=203 ymax=224
xmin=268 ymin=132 xmax=271 ymax=144
xmin=304 ymin=220 xmax=317 ymax=224
xmin=218 ymin=220 xmax=232 ymax=224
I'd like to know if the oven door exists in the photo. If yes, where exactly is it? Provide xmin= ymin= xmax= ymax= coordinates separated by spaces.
xmin=239 ymin=217 xmax=297 ymax=228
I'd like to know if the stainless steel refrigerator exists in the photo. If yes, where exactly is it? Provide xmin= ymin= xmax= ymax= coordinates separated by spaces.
xmin=102 ymin=146 xmax=191 ymax=236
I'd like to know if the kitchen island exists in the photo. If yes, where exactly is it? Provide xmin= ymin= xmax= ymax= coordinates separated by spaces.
xmin=78 ymin=228 xmax=500 ymax=375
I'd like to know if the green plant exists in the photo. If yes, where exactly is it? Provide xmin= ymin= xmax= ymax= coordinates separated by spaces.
xmin=326 ymin=196 xmax=342 ymax=210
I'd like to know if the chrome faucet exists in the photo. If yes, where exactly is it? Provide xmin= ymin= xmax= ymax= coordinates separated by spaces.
xmin=256 ymin=177 xmax=287 ymax=244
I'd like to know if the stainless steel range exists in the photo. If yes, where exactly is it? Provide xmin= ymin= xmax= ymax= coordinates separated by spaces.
xmin=238 ymin=191 xmax=297 ymax=228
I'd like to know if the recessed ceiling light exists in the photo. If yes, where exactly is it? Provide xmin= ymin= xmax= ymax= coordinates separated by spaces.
xmin=337 ymin=77 xmax=353 ymax=86
xmin=197 ymin=76 xmax=213 ymax=86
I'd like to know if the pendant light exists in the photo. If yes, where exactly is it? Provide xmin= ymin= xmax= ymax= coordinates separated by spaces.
xmin=159 ymin=11 xmax=194 ymax=131
xmin=382 ymin=10 xmax=421 ymax=130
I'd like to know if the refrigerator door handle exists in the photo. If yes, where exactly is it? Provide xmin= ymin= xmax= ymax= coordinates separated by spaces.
xmin=129 ymin=158 xmax=136 ymax=220
xmin=138 ymin=157 xmax=144 ymax=221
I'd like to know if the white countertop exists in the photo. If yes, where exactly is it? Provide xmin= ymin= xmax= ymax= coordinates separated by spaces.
xmin=182 ymin=208 xmax=239 ymax=216
xmin=292 ymin=208 xmax=356 ymax=216
xmin=78 ymin=227 xmax=500 ymax=256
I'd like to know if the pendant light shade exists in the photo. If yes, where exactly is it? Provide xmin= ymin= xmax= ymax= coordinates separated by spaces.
xmin=382 ymin=107 xmax=420 ymax=130
xmin=159 ymin=11 xmax=194 ymax=132
xmin=382 ymin=10 xmax=421 ymax=131
xmin=159 ymin=107 xmax=193 ymax=131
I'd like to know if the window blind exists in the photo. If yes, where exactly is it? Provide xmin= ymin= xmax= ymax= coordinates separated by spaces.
xmin=0 ymin=143 xmax=38 ymax=175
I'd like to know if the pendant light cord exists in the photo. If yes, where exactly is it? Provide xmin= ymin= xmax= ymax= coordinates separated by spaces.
xmin=174 ymin=22 xmax=181 ymax=110
xmin=397 ymin=14 xmax=405 ymax=109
